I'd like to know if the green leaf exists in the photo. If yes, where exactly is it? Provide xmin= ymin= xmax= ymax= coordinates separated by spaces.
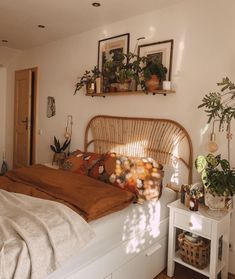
xmin=50 ymin=145 xmax=56 ymax=153
xmin=201 ymin=169 xmax=209 ymax=187
xmin=195 ymin=155 xmax=207 ymax=173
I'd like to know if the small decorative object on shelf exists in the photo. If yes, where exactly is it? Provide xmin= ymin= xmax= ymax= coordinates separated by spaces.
xmin=180 ymin=184 xmax=191 ymax=207
xmin=189 ymin=190 xmax=199 ymax=211
xmin=74 ymin=66 xmax=101 ymax=95
xmin=50 ymin=136 xmax=71 ymax=167
xmin=163 ymin=81 xmax=171 ymax=90
xmin=180 ymin=184 xmax=203 ymax=211
xmin=195 ymin=153 xmax=235 ymax=211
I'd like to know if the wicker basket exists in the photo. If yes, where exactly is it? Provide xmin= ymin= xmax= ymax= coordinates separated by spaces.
xmin=178 ymin=233 xmax=210 ymax=269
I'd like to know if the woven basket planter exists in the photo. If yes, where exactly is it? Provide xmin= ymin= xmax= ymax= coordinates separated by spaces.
xmin=178 ymin=233 xmax=210 ymax=269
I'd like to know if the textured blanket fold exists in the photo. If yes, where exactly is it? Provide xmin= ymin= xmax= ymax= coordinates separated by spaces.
xmin=2 ymin=164 xmax=135 ymax=221
xmin=0 ymin=189 xmax=95 ymax=279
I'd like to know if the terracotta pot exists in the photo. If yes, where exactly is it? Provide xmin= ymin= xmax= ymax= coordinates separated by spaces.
xmin=204 ymin=188 xmax=226 ymax=210
xmin=145 ymin=75 xmax=160 ymax=92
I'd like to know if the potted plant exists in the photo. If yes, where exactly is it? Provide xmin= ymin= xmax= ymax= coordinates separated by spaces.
xmin=141 ymin=56 xmax=167 ymax=91
xmin=195 ymin=154 xmax=235 ymax=210
xmin=103 ymin=52 xmax=142 ymax=92
xmin=74 ymin=66 xmax=101 ymax=95
xmin=50 ymin=137 xmax=71 ymax=167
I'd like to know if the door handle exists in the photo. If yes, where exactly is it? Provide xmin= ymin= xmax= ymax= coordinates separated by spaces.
xmin=21 ymin=117 xmax=29 ymax=130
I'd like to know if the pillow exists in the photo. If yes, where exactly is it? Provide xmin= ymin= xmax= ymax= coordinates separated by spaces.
xmin=62 ymin=150 xmax=103 ymax=175
xmin=109 ymin=155 xmax=164 ymax=204
xmin=63 ymin=151 xmax=164 ymax=204
xmin=87 ymin=152 xmax=117 ymax=183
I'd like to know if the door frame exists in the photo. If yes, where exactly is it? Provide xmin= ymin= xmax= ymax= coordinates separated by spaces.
xmin=14 ymin=67 xmax=38 ymax=166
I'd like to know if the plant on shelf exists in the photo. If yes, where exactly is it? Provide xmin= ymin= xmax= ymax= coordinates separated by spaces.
xmin=50 ymin=136 xmax=71 ymax=166
xmin=140 ymin=56 xmax=167 ymax=92
xmin=195 ymin=153 xmax=235 ymax=210
xmin=74 ymin=66 xmax=101 ymax=95
xmin=73 ymin=52 xmax=169 ymax=94
xmin=115 ymin=52 xmax=142 ymax=91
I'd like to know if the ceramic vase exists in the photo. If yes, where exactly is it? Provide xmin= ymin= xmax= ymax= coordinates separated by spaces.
xmin=204 ymin=189 xmax=226 ymax=210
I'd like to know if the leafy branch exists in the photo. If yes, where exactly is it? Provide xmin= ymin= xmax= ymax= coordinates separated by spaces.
xmin=50 ymin=137 xmax=71 ymax=153
xmin=198 ymin=77 xmax=235 ymax=131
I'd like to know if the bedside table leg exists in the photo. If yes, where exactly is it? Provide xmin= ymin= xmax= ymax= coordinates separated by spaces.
xmin=209 ymin=223 xmax=219 ymax=279
xmin=221 ymin=217 xmax=230 ymax=279
xmin=167 ymin=212 xmax=175 ymax=277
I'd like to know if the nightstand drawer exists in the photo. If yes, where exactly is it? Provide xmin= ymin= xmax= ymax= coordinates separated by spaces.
xmin=174 ymin=211 xmax=212 ymax=238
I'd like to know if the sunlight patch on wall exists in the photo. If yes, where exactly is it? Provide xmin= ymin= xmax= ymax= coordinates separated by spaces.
xmin=175 ymin=33 xmax=186 ymax=76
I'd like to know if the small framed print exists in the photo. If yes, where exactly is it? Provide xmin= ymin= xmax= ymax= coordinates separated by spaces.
xmin=98 ymin=33 xmax=130 ymax=72
xmin=138 ymin=39 xmax=174 ymax=81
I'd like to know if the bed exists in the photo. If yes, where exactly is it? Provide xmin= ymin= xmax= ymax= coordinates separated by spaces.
xmin=0 ymin=115 xmax=193 ymax=279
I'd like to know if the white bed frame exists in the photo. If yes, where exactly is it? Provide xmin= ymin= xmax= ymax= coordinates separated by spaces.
xmin=48 ymin=115 xmax=193 ymax=279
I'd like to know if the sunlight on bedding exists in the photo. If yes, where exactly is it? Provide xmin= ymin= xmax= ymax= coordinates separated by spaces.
xmin=122 ymin=201 xmax=161 ymax=254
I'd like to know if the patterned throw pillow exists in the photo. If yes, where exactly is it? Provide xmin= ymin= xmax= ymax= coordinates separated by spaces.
xmin=109 ymin=156 xmax=164 ymax=204
xmin=62 ymin=150 xmax=103 ymax=175
xmin=87 ymin=152 xmax=116 ymax=183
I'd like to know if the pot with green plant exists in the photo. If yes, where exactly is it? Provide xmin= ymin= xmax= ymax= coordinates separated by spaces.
xmin=50 ymin=137 xmax=71 ymax=167
xmin=74 ymin=66 xmax=101 ymax=95
xmin=141 ymin=56 xmax=167 ymax=92
xmin=116 ymin=52 xmax=143 ymax=92
xmin=195 ymin=154 xmax=235 ymax=210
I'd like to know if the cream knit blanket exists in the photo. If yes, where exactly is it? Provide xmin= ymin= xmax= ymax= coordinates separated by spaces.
xmin=0 ymin=189 xmax=95 ymax=279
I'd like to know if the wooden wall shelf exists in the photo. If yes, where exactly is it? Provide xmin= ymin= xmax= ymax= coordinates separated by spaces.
xmin=86 ymin=90 xmax=175 ymax=98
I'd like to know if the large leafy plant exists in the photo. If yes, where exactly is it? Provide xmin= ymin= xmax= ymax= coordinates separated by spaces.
xmin=141 ymin=56 xmax=167 ymax=81
xmin=195 ymin=154 xmax=235 ymax=196
xmin=50 ymin=137 xmax=71 ymax=153
xmin=198 ymin=77 xmax=235 ymax=131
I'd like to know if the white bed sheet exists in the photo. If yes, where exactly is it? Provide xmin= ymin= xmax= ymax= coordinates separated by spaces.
xmin=47 ymin=187 xmax=176 ymax=279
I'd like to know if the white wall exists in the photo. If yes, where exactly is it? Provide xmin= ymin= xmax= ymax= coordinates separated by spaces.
xmin=0 ymin=46 xmax=21 ymax=168
xmin=5 ymin=0 xmax=235 ymax=273
xmin=0 ymin=46 xmax=21 ymax=66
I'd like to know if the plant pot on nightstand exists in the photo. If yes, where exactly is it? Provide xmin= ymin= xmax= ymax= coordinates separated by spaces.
xmin=52 ymin=152 xmax=66 ymax=167
xmin=204 ymin=189 xmax=226 ymax=210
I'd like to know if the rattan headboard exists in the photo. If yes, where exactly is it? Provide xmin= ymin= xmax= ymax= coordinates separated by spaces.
xmin=84 ymin=115 xmax=193 ymax=184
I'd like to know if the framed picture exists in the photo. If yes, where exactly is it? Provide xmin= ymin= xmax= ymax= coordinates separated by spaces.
xmin=138 ymin=39 xmax=173 ymax=81
xmin=98 ymin=33 xmax=130 ymax=72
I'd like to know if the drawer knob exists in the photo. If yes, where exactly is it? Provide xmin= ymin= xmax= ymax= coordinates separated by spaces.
xmin=188 ymin=222 xmax=193 ymax=228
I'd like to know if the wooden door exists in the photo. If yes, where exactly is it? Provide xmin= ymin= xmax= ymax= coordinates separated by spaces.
xmin=14 ymin=69 xmax=32 ymax=168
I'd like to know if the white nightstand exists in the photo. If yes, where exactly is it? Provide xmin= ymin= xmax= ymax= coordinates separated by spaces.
xmin=167 ymin=199 xmax=232 ymax=279
xmin=44 ymin=163 xmax=60 ymax=170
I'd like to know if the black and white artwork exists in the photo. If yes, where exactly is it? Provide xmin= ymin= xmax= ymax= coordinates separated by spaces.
xmin=47 ymin=96 xmax=56 ymax=118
